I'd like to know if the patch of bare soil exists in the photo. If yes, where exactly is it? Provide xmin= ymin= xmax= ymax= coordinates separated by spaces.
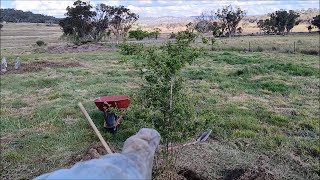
xmin=224 ymin=166 xmax=278 ymax=180
xmin=69 ymin=143 xmax=121 ymax=166
xmin=70 ymin=143 xmax=108 ymax=163
xmin=171 ymin=140 xmax=307 ymax=180
xmin=272 ymin=107 xmax=297 ymax=116
xmin=66 ymin=139 xmax=318 ymax=179
xmin=228 ymin=93 xmax=269 ymax=103
xmin=0 ymin=60 xmax=82 ymax=75
xmin=229 ymin=94 xmax=251 ymax=102
xmin=154 ymin=169 xmax=186 ymax=180
xmin=48 ymin=44 xmax=115 ymax=54
xmin=178 ymin=168 xmax=209 ymax=180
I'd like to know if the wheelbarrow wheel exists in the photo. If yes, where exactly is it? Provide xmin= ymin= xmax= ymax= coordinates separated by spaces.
xmin=107 ymin=126 xmax=118 ymax=134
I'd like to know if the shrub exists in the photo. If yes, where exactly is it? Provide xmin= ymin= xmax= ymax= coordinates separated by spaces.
xmin=32 ymin=47 xmax=47 ymax=53
xmin=256 ymin=46 xmax=264 ymax=52
xmin=202 ymin=37 xmax=209 ymax=44
xmin=146 ymin=28 xmax=161 ymax=40
xmin=123 ymin=31 xmax=204 ymax=167
xmin=284 ymin=48 xmax=293 ymax=54
xmin=0 ymin=24 xmax=3 ymax=29
xmin=258 ymin=80 xmax=292 ymax=94
xmin=300 ymin=49 xmax=319 ymax=56
xmin=169 ymin=32 xmax=176 ymax=39
xmin=119 ymin=43 xmax=144 ymax=55
xmin=36 ymin=40 xmax=45 ymax=46
xmin=128 ymin=30 xmax=149 ymax=40
xmin=176 ymin=30 xmax=197 ymax=43
xmin=297 ymin=40 xmax=303 ymax=44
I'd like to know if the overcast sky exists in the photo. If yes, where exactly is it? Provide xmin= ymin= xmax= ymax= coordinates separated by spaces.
xmin=0 ymin=0 xmax=319 ymax=17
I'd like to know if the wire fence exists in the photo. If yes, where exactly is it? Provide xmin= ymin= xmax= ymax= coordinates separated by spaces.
xmin=100 ymin=32 xmax=319 ymax=55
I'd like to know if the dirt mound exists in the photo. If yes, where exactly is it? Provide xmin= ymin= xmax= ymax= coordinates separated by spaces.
xmin=1 ymin=60 xmax=82 ymax=74
xmin=154 ymin=169 xmax=186 ymax=180
xmin=178 ymin=168 xmax=209 ymax=180
xmin=71 ymin=144 xmax=109 ymax=163
xmin=171 ymin=140 xmax=296 ymax=179
xmin=48 ymin=44 xmax=115 ymax=54
xmin=68 ymin=142 xmax=123 ymax=166
xmin=225 ymin=166 xmax=278 ymax=180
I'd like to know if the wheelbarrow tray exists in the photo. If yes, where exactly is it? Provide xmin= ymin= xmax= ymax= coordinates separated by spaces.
xmin=94 ymin=95 xmax=130 ymax=111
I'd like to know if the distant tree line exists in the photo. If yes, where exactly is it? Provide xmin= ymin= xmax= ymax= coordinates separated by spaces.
xmin=257 ymin=10 xmax=300 ymax=34
xmin=193 ymin=7 xmax=319 ymax=37
xmin=128 ymin=28 xmax=161 ymax=40
xmin=0 ymin=8 xmax=60 ymax=23
xmin=194 ymin=5 xmax=246 ymax=37
xmin=306 ymin=15 xmax=320 ymax=33
xmin=59 ymin=0 xmax=138 ymax=44
xmin=311 ymin=15 xmax=320 ymax=30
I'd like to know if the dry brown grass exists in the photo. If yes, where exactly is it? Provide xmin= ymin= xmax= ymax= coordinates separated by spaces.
xmin=0 ymin=23 xmax=63 ymax=49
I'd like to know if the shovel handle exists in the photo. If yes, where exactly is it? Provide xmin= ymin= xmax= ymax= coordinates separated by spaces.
xmin=78 ymin=102 xmax=113 ymax=154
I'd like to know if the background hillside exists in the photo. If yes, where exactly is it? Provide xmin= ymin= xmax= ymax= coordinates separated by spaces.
xmin=0 ymin=8 xmax=318 ymax=33
xmin=137 ymin=8 xmax=319 ymax=33
xmin=0 ymin=8 xmax=60 ymax=23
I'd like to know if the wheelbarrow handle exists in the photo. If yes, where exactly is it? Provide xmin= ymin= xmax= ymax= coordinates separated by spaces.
xmin=103 ymin=101 xmax=112 ymax=109
xmin=78 ymin=103 xmax=113 ymax=154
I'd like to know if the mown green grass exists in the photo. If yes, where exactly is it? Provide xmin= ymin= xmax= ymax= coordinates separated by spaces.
xmin=0 ymin=48 xmax=319 ymax=179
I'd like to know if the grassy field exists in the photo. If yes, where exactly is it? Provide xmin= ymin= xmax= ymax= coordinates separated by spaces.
xmin=200 ymin=33 xmax=320 ymax=55
xmin=0 ymin=24 xmax=319 ymax=179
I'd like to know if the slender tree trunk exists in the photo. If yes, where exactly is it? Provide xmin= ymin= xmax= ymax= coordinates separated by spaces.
xmin=169 ymin=76 xmax=173 ymax=112
xmin=115 ymin=33 xmax=120 ymax=44
xmin=168 ymin=76 xmax=174 ymax=164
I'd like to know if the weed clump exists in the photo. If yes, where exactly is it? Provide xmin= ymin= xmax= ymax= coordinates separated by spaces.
xmin=202 ymin=37 xmax=209 ymax=44
xmin=300 ymin=49 xmax=319 ymax=56
xmin=169 ymin=32 xmax=176 ymax=39
xmin=36 ymin=40 xmax=46 ymax=46
xmin=119 ymin=43 xmax=144 ymax=55
xmin=256 ymin=46 xmax=264 ymax=52
xmin=128 ymin=30 xmax=149 ymax=40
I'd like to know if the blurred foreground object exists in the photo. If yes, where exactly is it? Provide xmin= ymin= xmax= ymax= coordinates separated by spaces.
xmin=36 ymin=128 xmax=160 ymax=180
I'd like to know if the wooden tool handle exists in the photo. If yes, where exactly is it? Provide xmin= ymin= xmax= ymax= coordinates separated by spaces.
xmin=78 ymin=102 xmax=113 ymax=154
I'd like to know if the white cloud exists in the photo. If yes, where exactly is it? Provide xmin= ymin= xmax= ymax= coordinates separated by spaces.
xmin=11 ymin=0 xmax=74 ymax=17
xmin=98 ymin=0 xmax=119 ymax=6
xmin=139 ymin=0 xmax=153 ymax=5
xmin=9 ymin=0 xmax=319 ymax=17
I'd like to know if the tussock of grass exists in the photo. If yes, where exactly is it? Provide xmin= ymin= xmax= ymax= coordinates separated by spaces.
xmin=11 ymin=100 xmax=29 ymax=108
xmin=23 ymin=77 xmax=61 ymax=89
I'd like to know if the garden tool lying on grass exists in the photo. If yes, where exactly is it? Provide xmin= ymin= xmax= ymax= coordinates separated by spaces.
xmin=78 ymin=102 xmax=113 ymax=154
xmin=168 ymin=130 xmax=212 ymax=150
xmin=183 ymin=130 xmax=212 ymax=146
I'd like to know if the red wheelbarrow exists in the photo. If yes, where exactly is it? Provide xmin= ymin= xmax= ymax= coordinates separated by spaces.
xmin=94 ymin=95 xmax=130 ymax=133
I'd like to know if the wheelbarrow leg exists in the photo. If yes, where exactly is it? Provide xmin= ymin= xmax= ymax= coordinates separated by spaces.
xmin=103 ymin=110 xmax=118 ymax=133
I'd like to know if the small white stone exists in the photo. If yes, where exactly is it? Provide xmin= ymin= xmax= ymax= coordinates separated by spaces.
xmin=1 ymin=57 xmax=7 ymax=72
xmin=14 ymin=57 xmax=21 ymax=70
